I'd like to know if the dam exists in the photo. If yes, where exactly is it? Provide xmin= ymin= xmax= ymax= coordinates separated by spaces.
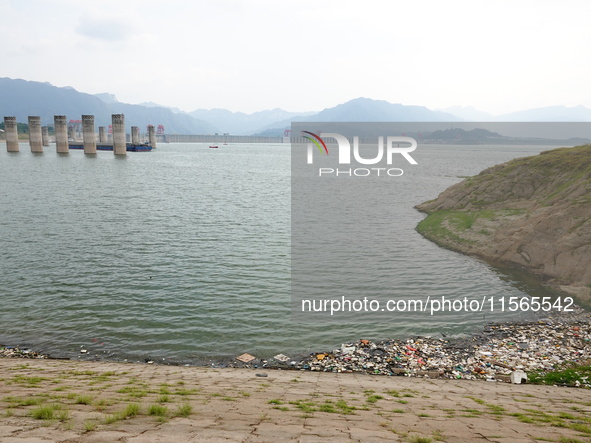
xmin=2 ymin=114 xmax=156 ymax=154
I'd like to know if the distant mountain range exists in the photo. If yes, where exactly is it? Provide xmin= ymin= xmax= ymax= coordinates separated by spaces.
xmin=253 ymin=98 xmax=462 ymax=135
xmin=2 ymin=77 xmax=591 ymax=136
xmin=188 ymin=108 xmax=315 ymax=135
xmin=0 ymin=78 xmax=216 ymax=134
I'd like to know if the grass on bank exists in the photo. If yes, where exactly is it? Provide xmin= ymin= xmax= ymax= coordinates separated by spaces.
xmin=416 ymin=208 xmax=526 ymax=246
xmin=528 ymin=363 xmax=591 ymax=387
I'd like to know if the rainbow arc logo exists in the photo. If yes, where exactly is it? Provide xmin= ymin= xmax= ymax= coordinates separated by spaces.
xmin=301 ymin=131 xmax=328 ymax=155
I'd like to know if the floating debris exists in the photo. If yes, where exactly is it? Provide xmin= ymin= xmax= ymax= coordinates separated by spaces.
xmin=273 ymin=353 xmax=290 ymax=362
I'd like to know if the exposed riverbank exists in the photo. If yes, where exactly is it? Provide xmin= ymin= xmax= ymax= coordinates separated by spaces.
xmin=416 ymin=145 xmax=591 ymax=305
xmin=4 ymin=309 xmax=590 ymax=387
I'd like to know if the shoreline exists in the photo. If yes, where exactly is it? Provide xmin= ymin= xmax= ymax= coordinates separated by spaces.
xmin=3 ymin=308 xmax=590 ymax=386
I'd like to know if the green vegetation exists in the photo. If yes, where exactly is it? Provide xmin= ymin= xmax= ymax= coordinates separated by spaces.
xmin=11 ymin=375 xmax=47 ymax=387
xmin=175 ymin=404 xmax=192 ymax=417
xmin=3 ymin=395 xmax=44 ymax=406
xmin=148 ymin=404 xmax=168 ymax=416
xmin=366 ymin=394 xmax=384 ymax=404
xmin=104 ymin=413 xmax=120 ymax=424
xmin=122 ymin=403 xmax=141 ymax=418
xmin=0 ymin=121 xmax=30 ymax=134
xmin=83 ymin=421 xmax=97 ymax=432
xmin=30 ymin=404 xmax=68 ymax=420
xmin=174 ymin=388 xmax=197 ymax=396
xmin=528 ymin=363 xmax=591 ymax=386
xmin=116 ymin=385 xmax=148 ymax=398
xmin=432 ymin=430 xmax=446 ymax=442
xmin=75 ymin=395 xmax=93 ymax=405
xmin=417 ymin=208 xmax=525 ymax=246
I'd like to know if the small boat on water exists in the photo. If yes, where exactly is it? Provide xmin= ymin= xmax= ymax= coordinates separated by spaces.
xmin=209 ymin=145 xmax=219 ymax=149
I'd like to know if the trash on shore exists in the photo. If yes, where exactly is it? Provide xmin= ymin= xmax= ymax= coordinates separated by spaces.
xmin=0 ymin=346 xmax=47 ymax=359
xmin=511 ymin=370 xmax=528 ymax=384
xmin=280 ymin=310 xmax=590 ymax=385
xmin=235 ymin=353 xmax=256 ymax=363
xmin=2 ymin=310 xmax=589 ymax=386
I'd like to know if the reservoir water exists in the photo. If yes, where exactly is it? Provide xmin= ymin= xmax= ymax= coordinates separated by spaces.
xmin=0 ymin=142 xmax=567 ymax=363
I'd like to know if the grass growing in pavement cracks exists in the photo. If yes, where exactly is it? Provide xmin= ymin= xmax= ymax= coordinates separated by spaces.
xmin=11 ymin=375 xmax=48 ymax=387
xmin=366 ymin=394 xmax=384 ymax=404
xmin=175 ymin=404 xmax=192 ymax=417
xmin=148 ymin=404 xmax=168 ymax=416
xmin=83 ymin=421 xmax=97 ymax=432
xmin=30 ymin=404 xmax=69 ymax=420
xmin=283 ymin=399 xmax=357 ymax=415
xmin=122 ymin=403 xmax=141 ymax=418
xmin=75 ymin=395 xmax=93 ymax=405
xmin=559 ymin=438 xmax=587 ymax=443
xmin=103 ymin=403 xmax=141 ymax=424
xmin=3 ymin=396 xmax=44 ymax=406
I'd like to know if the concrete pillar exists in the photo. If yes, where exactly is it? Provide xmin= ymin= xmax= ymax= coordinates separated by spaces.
xmin=68 ymin=125 xmax=75 ymax=141
xmin=148 ymin=125 xmax=156 ymax=149
xmin=82 ymin=115 xmax=96 ymax=154
xmin=54 ymin=115 xmax=69 ymax=153
xmin=98 ymin=126 xmax=107 ymax=143
xmin=4 ymin=116 xmax=19 ymax=152
xmin=41 ymin=126 xmax=50 ymax=146
xmin=28 ymin=116 xmax=43 ymax=153
xmin=112 ymin=114 xmax=126 ymax=155
xmin=131 ymin=126 xmax=140 ymax=144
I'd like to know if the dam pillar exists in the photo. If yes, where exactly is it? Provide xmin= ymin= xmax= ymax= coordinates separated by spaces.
xmin=82 ymin=115 xmax=96 ymax=154
xmin=98 ymin=126 xmax=107 ymax=143
xmin=41 ymin=126 xmax=50 ymax=146
xmin=131 ymin=126 xmax=140 ymax=144
xmin=148 ymin=125 xmax=156 ymax=149
xmin=28 ymin=116 xmax=43 ymax=153
xmin=4 ymin=116 xmax=19 ymax=152
xmin=54 ymin=115 xmax=69 ymax=153
xmin=112 ymin=114 xmax=126 ymax=155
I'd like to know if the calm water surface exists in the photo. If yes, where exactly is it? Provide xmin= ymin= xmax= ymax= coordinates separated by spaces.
xmin=0 ymin=142 xmax=567 ymax=362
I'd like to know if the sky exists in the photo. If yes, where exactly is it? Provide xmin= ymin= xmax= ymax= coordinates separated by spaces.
xmin=2 ymin=0 xmax=591 ymax=114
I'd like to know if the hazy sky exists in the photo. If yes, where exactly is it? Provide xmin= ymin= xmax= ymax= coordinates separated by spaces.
xmin=2 ymin=0 xmax=591 ymax=114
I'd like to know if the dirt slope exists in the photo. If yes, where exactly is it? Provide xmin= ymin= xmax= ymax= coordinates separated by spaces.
xmin=416 ymin=145 xmax=591 ymax=302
